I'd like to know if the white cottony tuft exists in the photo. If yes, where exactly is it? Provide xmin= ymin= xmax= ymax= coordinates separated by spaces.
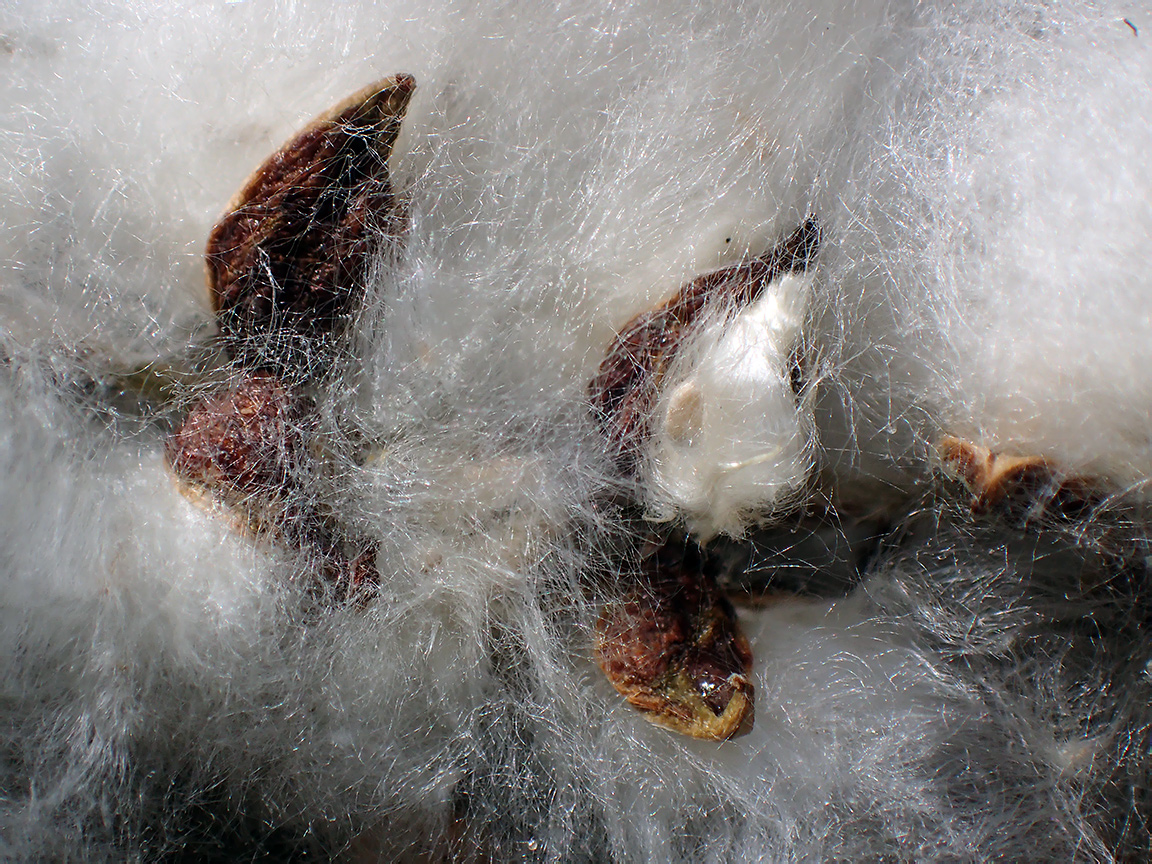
xmin=2 ymin=0 xmax=1152 ymax=860
xmin=649 ymin=272 xmax=814 ymax=539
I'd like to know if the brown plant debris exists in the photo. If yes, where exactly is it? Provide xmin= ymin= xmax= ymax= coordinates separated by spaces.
xmin=937 ymin=436 xmax=1098 ymax=522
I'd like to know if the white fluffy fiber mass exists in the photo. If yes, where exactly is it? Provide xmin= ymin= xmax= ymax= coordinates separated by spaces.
xmin=2 ymin=0 xmax=1152 ymax=860
xmin=649 ymin=272 xmax=816 ymax=539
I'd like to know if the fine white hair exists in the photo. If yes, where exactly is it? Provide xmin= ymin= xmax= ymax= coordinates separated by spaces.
xmin=2 ymin=0 xmax=1150 ymax=860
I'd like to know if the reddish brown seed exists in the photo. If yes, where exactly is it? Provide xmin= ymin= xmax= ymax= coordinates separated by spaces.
xmin=165 ymin=372 xmax=321 ymax=553
xmin=206 ymin=74 xmax=416 ymax=374
xmin=588 ymin=218 xmax=819 ymax=469
xmin=595 ymin=536 xmax=754 ymax=740
xmin=166 ymin=371 xmax=380 ymax=595
xmin=165 ymin=372 xmax=309 ymax=530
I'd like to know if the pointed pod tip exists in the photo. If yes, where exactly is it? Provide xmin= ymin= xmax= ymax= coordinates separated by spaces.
xmin=330 ymin=72 xmax=417 ymax=129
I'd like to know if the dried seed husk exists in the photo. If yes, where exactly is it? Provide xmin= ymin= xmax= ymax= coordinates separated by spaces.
xmin=595 ymin=535 xmax=754 ymax=740
xmin=937 ymin=436 xmax=1098 ymax=521
xmin=589 ymin=218 xmax=819 ymax=470
xmin=206 ymin=74 xmax=416 ymax=377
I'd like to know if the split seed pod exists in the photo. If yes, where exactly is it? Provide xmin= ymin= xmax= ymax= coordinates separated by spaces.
xmin=168 ymin=77 xmax=415 ymax=597
xmin=589 ymin=218 xmax=820 ymax=470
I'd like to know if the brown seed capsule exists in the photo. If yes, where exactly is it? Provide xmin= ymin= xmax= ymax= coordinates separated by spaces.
xmin=937 ymin=436 xmax=1097 ymax=521
xmin=206 ymin=74 xmax=416 ymax=375
xmin=166 ymin=371 xmax=379 ymax=597
xmin=173 ymin=79 xmax=414 ymax=597
xmin=595 ymin=535 xmax=754 ymax=740
xmin=165 ymin=372 xmax=310 ymax=537
xmin=588 ymin=218 xmax=819 ymax=470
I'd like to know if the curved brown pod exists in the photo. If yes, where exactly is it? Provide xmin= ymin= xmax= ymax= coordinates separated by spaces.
xmin=206 ymin=74 xmax=416 ymax=375
xmin=589 ymin=218 xmax=819 ymax=470
xmin=168 ymin=79 xmax=416 ymax=598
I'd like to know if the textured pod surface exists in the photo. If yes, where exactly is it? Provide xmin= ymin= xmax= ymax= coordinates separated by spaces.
xmin=206 ymin=74 xmax=415 ymax=375
xmin=595 ymin=536 xmax=754 ymax=740
xmin=164 ymin=372 xmax=310 ymax=536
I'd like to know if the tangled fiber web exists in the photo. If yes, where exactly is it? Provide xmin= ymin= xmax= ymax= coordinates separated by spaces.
xmin=1 ymin=0 xmax=1151 ymax=860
